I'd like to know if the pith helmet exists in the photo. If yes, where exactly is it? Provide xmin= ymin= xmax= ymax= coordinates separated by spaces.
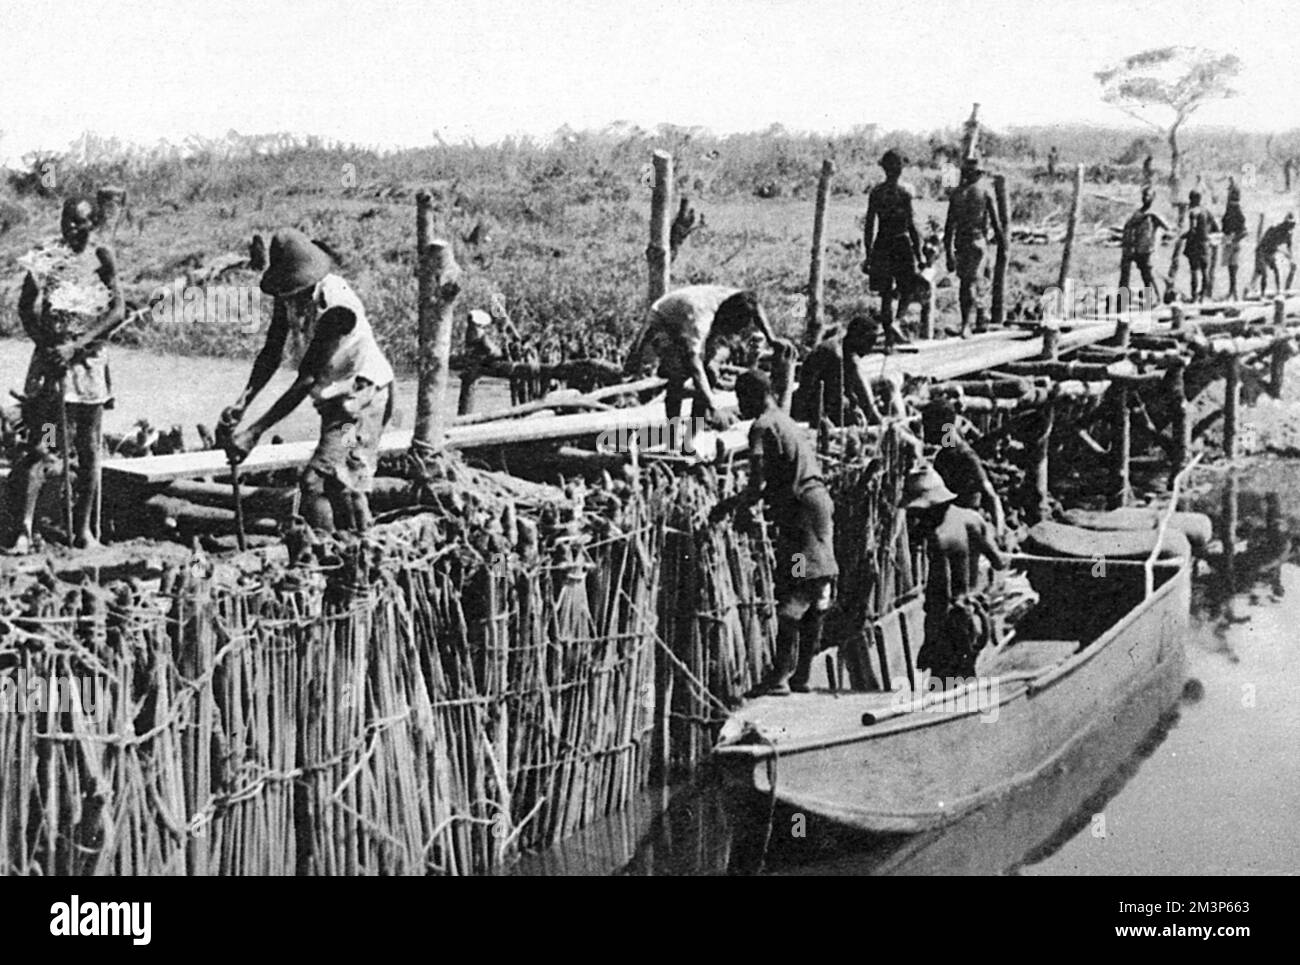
xmin=260 ymin=228 xmax=332 ymax=297
xmin=902 ymin=465 xmax=958 ymax=510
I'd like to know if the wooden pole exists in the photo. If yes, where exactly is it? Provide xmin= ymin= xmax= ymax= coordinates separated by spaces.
xmin=805 ymin=159 xmax=835 ymax=347
xmin=1223 ymin=355 xmax=1240 ymax=460
xmin=1031 ymin=404 xmax=1054 ymax=522
xmin=991 ymin=173 xmax=1009 ymax=327
xmin=647 ymin=150 xmax=672 ymax=305
xmin=413 ymin=190 xmax=463 ymax=453
xmin=1170 ymin=360 xmax=1191 ymax=478
xmin=961 ymin=103 xmax=981 ymax=160
xmin=1057 ymin=164 xmax=1085 ymax=290
xmin=1109 ymin=384 xmax=1131 ymax=509
xmin=1271 ymin=298 xmax=1289 ymax=398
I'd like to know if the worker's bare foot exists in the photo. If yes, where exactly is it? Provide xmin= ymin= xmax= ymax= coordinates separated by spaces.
xmin=74 ymin=531 xmax=101 ymax=550
xmin=5 ymin=533 xmax=33 ymax=555
xmin=746 ymin=677 xmax=792 ymax=698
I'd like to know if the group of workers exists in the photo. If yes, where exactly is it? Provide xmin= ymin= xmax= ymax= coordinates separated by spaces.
xmin=4 ymin=207 xmax=394 ymax=551
xmin=1120 ymin=180 xmax=1296 ymax=304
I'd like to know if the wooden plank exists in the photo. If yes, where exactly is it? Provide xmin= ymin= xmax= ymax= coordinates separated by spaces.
xmin=104 ymin=392 xmax=745 ymax=485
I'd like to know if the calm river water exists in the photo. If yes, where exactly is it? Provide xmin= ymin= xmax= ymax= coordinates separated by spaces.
xmin=509 ymin=461 xmax=1300 ymax=876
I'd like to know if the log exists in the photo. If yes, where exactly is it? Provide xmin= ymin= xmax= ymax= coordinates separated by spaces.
xmin=805 ymin=159 xmax=835 ymax=347
xmin=413 ymin=192 xmax=462 ymax=452
xmin=1271 ymin=298 xmax=1290 ymax=398
xmin=647 ymin=150 xmax=672 ymax=304
xmin=1108 ymin=383 xmax=1131 ymax=509
xmin=162 ymin=480 xmax=293 ymax=515
xmin=991 ymin=173 xmax=1009 ymax=327
xmin=1223 ymin=356 xmax=1241 ymax=460
xmin=144 ymin=495 xmax=280 ymax=536
xmin=1169 ymin=361 xmax=1191 ymax=476
xmin=1056 ymin=164 xmax=1085 ymax=289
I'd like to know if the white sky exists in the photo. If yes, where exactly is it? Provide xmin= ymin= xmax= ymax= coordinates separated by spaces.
xmin=1 ymin=0 xmax=1297 ymax=163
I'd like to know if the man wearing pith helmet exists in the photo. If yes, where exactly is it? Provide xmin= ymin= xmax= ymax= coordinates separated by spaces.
xmin=223 ymin=228 xmax=395 ymax=534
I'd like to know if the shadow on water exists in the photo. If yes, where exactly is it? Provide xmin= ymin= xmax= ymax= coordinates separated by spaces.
xmin=505 ymin=462 xmax=1298 ymax=876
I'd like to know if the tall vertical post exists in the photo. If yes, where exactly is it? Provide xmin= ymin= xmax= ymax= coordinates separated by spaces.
xmin=1223 ymin=354 xmax=1241 ymax=461
xmin=413 ymin=190 xmax=462 ymax=453
xmin=991 ymin=173 xmax=1009 ymax=327
xmin=1170 ymin=359 xmax=1191 ymax=478
xmin=1057 ymin=164 xmax=1085 ymax=290
xmin=1031 ymin=404 xmax=1054 ymax=523
xmin=647 ymin=150 xmax=673 ymax=305
xmin=805 ymin=159 xmax=835 ymax=347
xmin=1271 ymin=298 xmax=1289 ymax=398
xmin=1109 ymin=381 xmax=1131 ymax=509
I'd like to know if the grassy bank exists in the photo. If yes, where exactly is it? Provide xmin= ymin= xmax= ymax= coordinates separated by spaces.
xmin=2 ymin=124 xmax=1294 ymax=370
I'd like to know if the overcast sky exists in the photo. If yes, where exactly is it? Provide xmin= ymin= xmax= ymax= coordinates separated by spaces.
xmin=1 ymin=0 xmax=1297 ymax=163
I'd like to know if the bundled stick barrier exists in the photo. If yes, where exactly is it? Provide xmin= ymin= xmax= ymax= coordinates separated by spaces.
xmin=1 ymin=441 xmax=910 ymax=875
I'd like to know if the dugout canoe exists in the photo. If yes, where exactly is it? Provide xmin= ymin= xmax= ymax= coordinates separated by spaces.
xmin=711 ymin=554 xmax=1190 ymax=836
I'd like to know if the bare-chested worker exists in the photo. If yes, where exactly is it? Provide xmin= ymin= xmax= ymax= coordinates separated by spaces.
xmin=1119 ymin=186 xmax=1169 ymax=305
xmin=1182 ymin=190 xmax=1219 ymax=303
xmin=1220 ymin=181 xmax=1248 ymax=301
xmin=5 ymin=197 xmax=125 ymax=551
xmin=1252 ymin=213 xmax=1295 ymax=298
xmin=862 ymin=150 xmax=922 ymax=349
xmin=223 ymin=229 xmax=395 ymax=534
xmin=944 ymin=158 xmax=1005 ymax=337
xmin=791 ymin=315 xmax=879 ymax=426
xmin=904 ymin=465 xmax=1007 ymax=682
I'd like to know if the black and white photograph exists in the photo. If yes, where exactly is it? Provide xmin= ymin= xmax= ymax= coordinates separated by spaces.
xmin=0 ymin=0 xmax=1292 ymax=925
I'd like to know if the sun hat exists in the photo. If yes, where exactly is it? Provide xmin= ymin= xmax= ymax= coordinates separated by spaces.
xmin=902 ymin=465 xmax=958 ymax=510
xmin=259 ymin=228 xmax=332 ymax=296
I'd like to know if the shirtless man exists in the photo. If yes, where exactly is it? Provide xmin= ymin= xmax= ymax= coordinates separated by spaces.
xmin=1119 ymin=187 xmax=1169 ymax=305
xmin=862 ymin=150 xmax=922 ymax=349
xmin=1252 ymin=213 xmax=1295 ymax=298
xmin=1182 ymin=190 xmax=1219 ymax=303
xmin=791 ymin=315 xmax=880 ymax=426
xmin=904 ymin=465 xmax=1007 ymax=681
xmin=224 ymin=229 xmax=394 ymax=533
xmin=5 ymin=197 xmax=125 ymax=550
xmin=944 ymin=159 xmax=1005 ymax=337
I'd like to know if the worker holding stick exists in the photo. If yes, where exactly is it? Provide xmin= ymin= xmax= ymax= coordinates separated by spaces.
xmin=710 ymin=366 xmax=838 ymax=696
xmin=4 ymin=197 xmax=124 ymax=552
xmin=223 ymin=229 xmax=394 ymax=534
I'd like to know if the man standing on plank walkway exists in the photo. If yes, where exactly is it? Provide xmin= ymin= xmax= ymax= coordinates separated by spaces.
xmin=944 ymin=158 xmax=1004 ymax=338
xmin=862 ymin=149 xmax=923 ymax=350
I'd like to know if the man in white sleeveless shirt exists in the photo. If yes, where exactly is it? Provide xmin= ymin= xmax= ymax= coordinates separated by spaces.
xmin=224 ymin=229 xmax=395 ymax=533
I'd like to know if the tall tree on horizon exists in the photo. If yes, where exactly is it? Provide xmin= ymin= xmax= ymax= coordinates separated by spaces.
xmin=1095 ymin=46 xmax=1242 ymax=200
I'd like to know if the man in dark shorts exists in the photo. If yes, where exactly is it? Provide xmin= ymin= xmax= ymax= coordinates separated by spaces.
xmin=1182 ymin=190 xmax=1219 ymax=303
xmin=710 ymin=369 xmax=838 ymax=696
xmin=1119 ymin=186 xmax=1169 ymax=305
xmin=1219 ymin=182 xmax=1247 ymax=301
xmin=904 ymin=466 xmax=1006 ymax=682
xmin=225 ymin=229 xmax=394 ymax=533
xmin=944 ymin=158 xmax=1004 ymax=337
xmin=862 ymin=150 xmax=922 ymax=349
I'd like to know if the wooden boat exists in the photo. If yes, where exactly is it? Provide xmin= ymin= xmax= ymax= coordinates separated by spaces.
xmin=712 ymin=554 xmax=1190 ymax=837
